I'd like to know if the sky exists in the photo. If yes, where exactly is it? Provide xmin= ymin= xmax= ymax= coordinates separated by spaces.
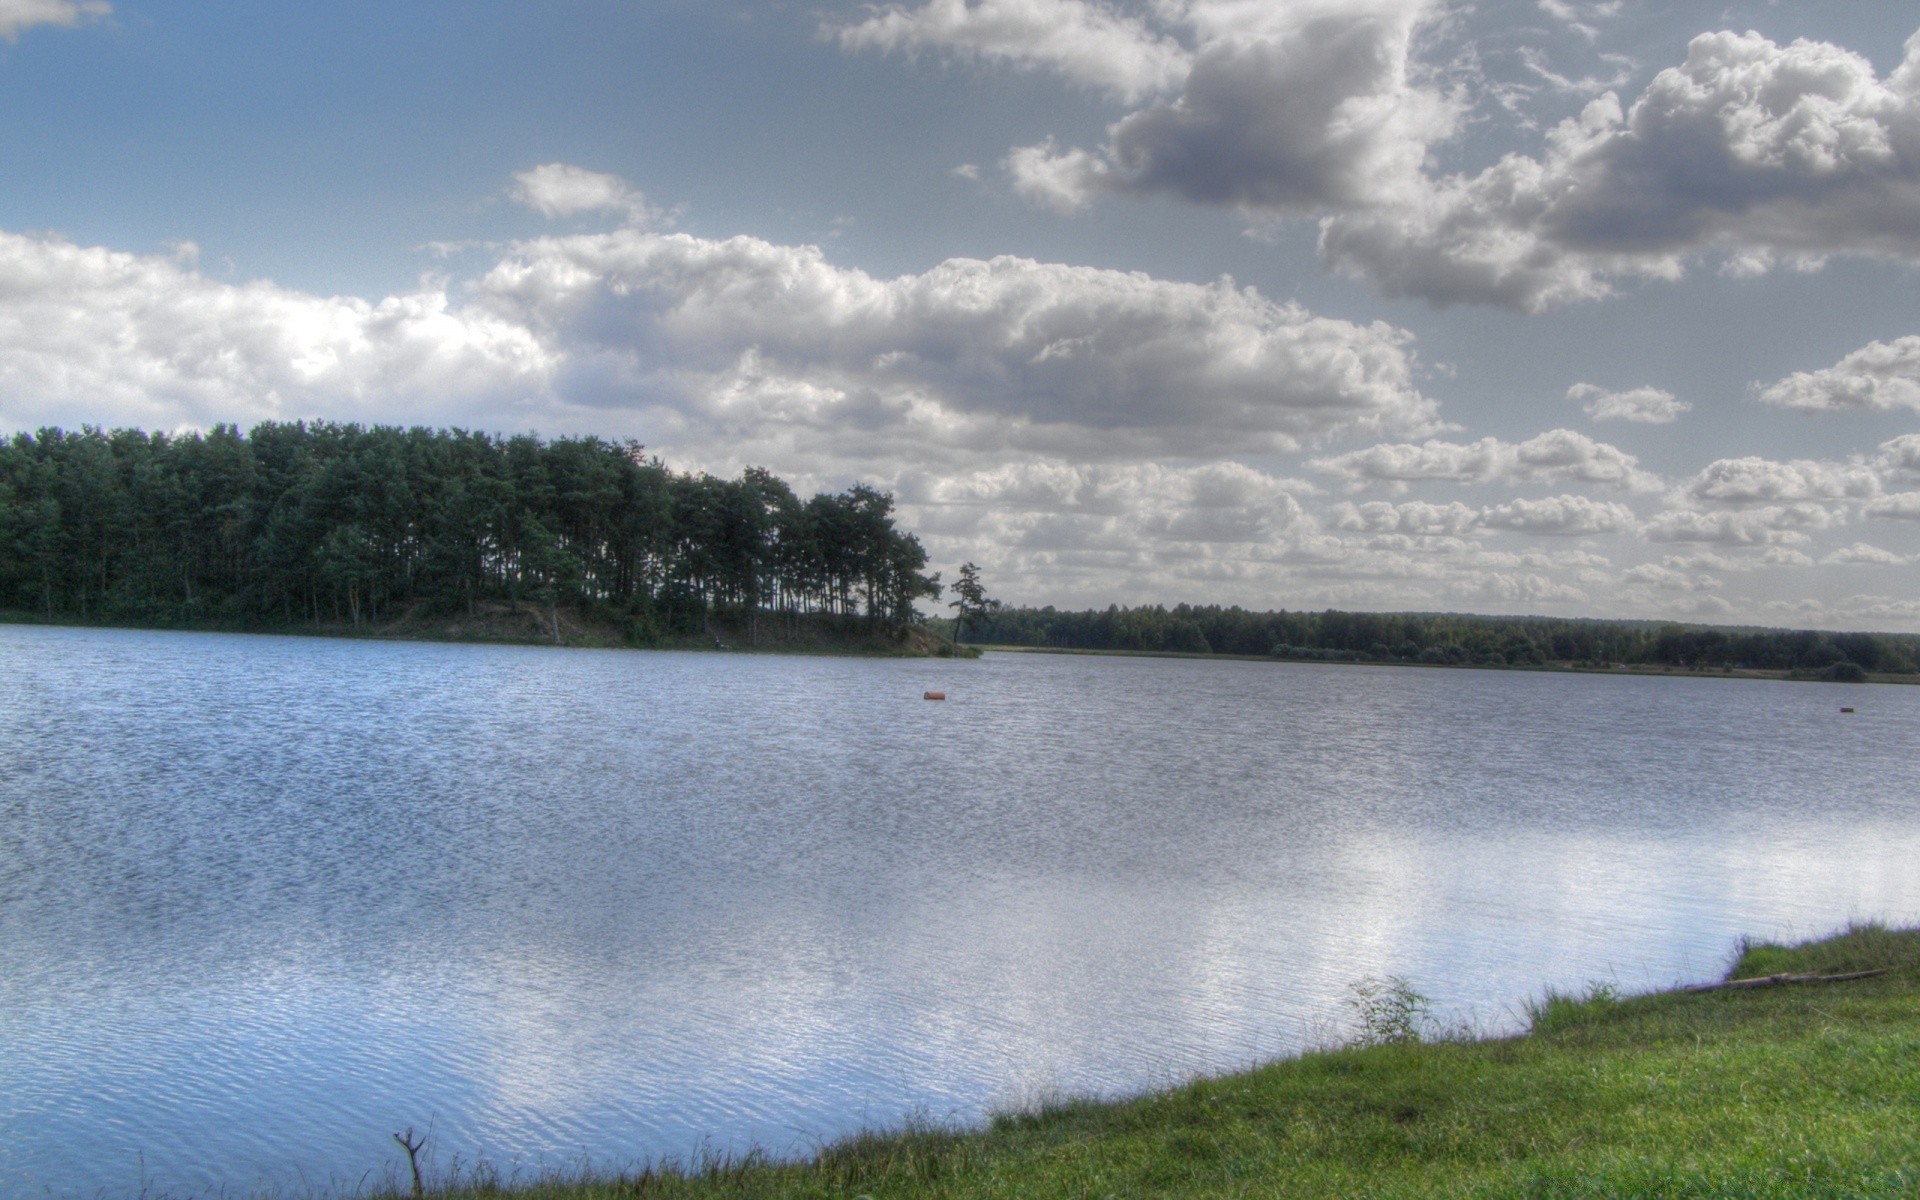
xmin=2 ymin=0 xmax=1919 ymax=628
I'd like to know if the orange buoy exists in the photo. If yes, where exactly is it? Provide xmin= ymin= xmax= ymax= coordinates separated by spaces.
xmin=924 ymin=691 xmax=946 ymax=701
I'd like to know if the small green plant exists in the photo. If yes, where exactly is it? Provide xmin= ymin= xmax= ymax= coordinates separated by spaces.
xmin=1344 ymin=975 xmax=1431 ymax=1046
xmin=1525 ymin=981 xmax=1620 ymax=1035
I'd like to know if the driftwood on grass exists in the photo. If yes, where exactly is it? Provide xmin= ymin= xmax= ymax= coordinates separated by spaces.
xmin=1683 ymin=968 xmax=1888 ymax=993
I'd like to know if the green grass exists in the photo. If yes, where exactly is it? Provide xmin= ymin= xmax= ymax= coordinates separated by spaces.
xmin=355 ymin=924 xmax=1920 ymax=1199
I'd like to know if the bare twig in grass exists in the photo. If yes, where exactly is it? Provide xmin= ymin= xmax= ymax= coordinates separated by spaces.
xmin=1683 ymin=968 xmax=1888 ymax=993
xmin=393 ymin=1126 xmax=426 ymax=1199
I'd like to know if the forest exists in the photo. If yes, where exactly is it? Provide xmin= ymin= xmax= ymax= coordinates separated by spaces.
xmin=963 ymin=603 xmax=1920 ymax=679
xmin=0 ymin=423 xmax=940 ymax=643
xmin=6 ymin=421 xmax=1918 ymax=674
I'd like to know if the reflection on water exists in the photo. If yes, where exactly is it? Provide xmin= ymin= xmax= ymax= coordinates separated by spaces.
xmin=3 ymin=625 xmax=1918 ymax=1196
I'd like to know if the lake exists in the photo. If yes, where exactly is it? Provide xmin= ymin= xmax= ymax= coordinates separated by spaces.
xmin=3 ymin=624 xmax=1918 ymax=1197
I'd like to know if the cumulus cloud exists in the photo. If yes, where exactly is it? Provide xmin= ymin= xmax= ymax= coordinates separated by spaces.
xmin=857 ymin=5 xmax=1920 ymax=310
xmin=0 ymin=0 xmax=107 ymax=40
xmin=1310 ymin=428 xmax=1657 ymax=492
xmin=511 ymin=164 xmax=661 ymax=225
xmin=1755 ymin=335 xmax=1920 ymax=413
xmin=1479 ymin=493 xmax=1638 ymax=535
xmin=1571 ymin=382 xmax=1688 ymax=424
xmin=1822 ymin=541 xmax=1911 ymax=566
xmin=1876 ymin=433 xmax=1920 ymax=481
xmin=1621 ymin=562 xmax=1720 ymax=592
xmin=1326 ymin=493 xmax=1637 ymax=537
xmin=0 ymin=190 xmax=1444 ymax=477
xmin=912 ymin=459 xmax=1311 ymax=552
xmin=1864 ymin=492 xmax=1920 ymax=522
xmin=1682 ymin=455 xmax=1881 ymax=505
xmin=1322 ymin=27 xmax=1920 ymax=309
xmin=1096 ymin=0 xmax=1456 ymax=214
xmin=1644 ymin=502 xmax=1840 ymax=545
xmin=1456 ymin=572 xmax=1588 ymax=604
xmin=1004 ymin=139 xmax=1110 ymax=213
xmin=1002 ymin=0 xmax=1460 ymax=218
xmin=1329 ymin=499 xmax=1479 ymax=537
xmin=474 ymin=227 xmax=1441 ymax=455
xmin=0 ymin=231 xmax=551 ymax=432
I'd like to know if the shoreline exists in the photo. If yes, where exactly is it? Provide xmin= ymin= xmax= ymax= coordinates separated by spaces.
xmin=6 ymin=614 xmax=1907 ymax=681
xmin=208 ymin=921 xmax=1920 ymax=1199
xmin=0 ymin=609 xmax=975 ymax=658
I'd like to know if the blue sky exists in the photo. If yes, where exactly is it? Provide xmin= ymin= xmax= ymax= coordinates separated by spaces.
xmin=4 ymin=0 xmax=1920 ymax=627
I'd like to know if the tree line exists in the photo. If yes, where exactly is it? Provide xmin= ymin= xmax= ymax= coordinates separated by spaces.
xmin=0 ymin=423 xmax=940 ymax=641
xmin=962 ymin=603 xmax=1920 ymax=678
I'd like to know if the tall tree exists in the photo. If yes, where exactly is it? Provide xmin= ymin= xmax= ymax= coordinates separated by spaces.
xmin=948 ymin=561 xmax=996 ymax=647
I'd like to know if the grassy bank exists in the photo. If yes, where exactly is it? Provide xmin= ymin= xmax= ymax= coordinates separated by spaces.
xmin=365 ymin=924 xmax=1920 ymax=1199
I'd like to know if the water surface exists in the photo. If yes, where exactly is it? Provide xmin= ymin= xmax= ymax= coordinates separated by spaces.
xmin=3 ymin=625 xmax=1918 ymax=1196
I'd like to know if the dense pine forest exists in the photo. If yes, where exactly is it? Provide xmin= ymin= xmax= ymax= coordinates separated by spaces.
xmin=964 ymin=604 xmax=1920 ymax=679
xmin=0 ymin=423 xmax=940 ymax=643
xmin=6 ymin=421 xmax=1919 ymax=674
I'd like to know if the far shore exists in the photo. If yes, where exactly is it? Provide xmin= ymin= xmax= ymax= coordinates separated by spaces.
xmin=975 ymin=640 xmax=1916 ymax=684
xmin=9 ymin=612 xmax=1915 ymax=682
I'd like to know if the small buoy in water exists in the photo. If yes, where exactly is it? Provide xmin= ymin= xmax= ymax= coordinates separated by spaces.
xmin=1841 ymin=706 xmax=1855 ymax=713
xmin=924 ymin=691 xmax=946 ymax=701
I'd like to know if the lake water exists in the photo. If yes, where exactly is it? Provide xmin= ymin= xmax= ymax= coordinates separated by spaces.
xmin=3 ymin=625 xmax=1919 ymax=1197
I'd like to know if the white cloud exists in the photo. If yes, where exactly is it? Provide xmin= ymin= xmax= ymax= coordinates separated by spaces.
xmin=0 ymin=192 xmax=1440 ymax=469
xmin=1000 ymin=0 xmax=1460 ymax=219
xmin=1322 ymin=27 xmax=1920 ymax=309
xmin=1768 ymin=592 xmax=1920 ymax=627
xmin=913 ymin=459 xmax=1311 ymax=551
xmin=1863 ymin=492 xmax=1920 ymax=522
xmin=1534 ymin=0 xmax=1621 ymax=45
xmin=1329 ymin=499 xmax=1480 ymax=537
xmin=1329 ymin=492 xmax=1636 ymax=538
xmin=1758 ymin=546 xmax=1818 ymax=568
xmin=1682 ymin=455 xmax=1880 ymax=505
xmin=1096 ymin=0 xmax=1458 ymax=215
xmin=474 ymin=226 xmax=1441 ymax=455
xmin=1877 ymin=434 xmax=1920 ymax=481
xmin=0 ymin=231 xmax=551 ymax=433
xmin=1310 ymin=428 xmax=1657 ymax=492
xmin=1643 ymin=502 xmax=1840 ymax=545
xmin=832 ymin=0 xmax=1190 ymax=103
xmin=1004 ymin=139 xmax=1110 ymax=213
xmin=1621 ymin=562 xmax=1720 ymax=592
xmin=858 ymin=6 xmax=1920 ymax=311
xmin=1755 ymin=335 xmax=1920 ymax=413
xmin=1480 ymin=494 xmax=1638 ymax=535
xmin=511 ymin=164 xmax=661 ymax=225
xmin=1455 ymin=572 xmax=1589 ymax=605
xmin=1821 ymin=542 xmax=1911 ymax=566
xmin=1571 ymin=382 xmax=1688 ymax=424
xmin=1652 ymin=548 xmax=1814 ymax=572
xmin=0 ymin=0 xmax=107 ymax=40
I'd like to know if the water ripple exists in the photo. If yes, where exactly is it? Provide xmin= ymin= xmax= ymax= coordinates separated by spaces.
xmin=3 ymin=626 xmax=1918 ymax=1196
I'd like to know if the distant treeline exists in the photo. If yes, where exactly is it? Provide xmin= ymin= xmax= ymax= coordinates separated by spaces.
xmin=965 ymin=604 xmax=1920 ymax=678
xmin=0 ymin=423 xmax=939 ymax=639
